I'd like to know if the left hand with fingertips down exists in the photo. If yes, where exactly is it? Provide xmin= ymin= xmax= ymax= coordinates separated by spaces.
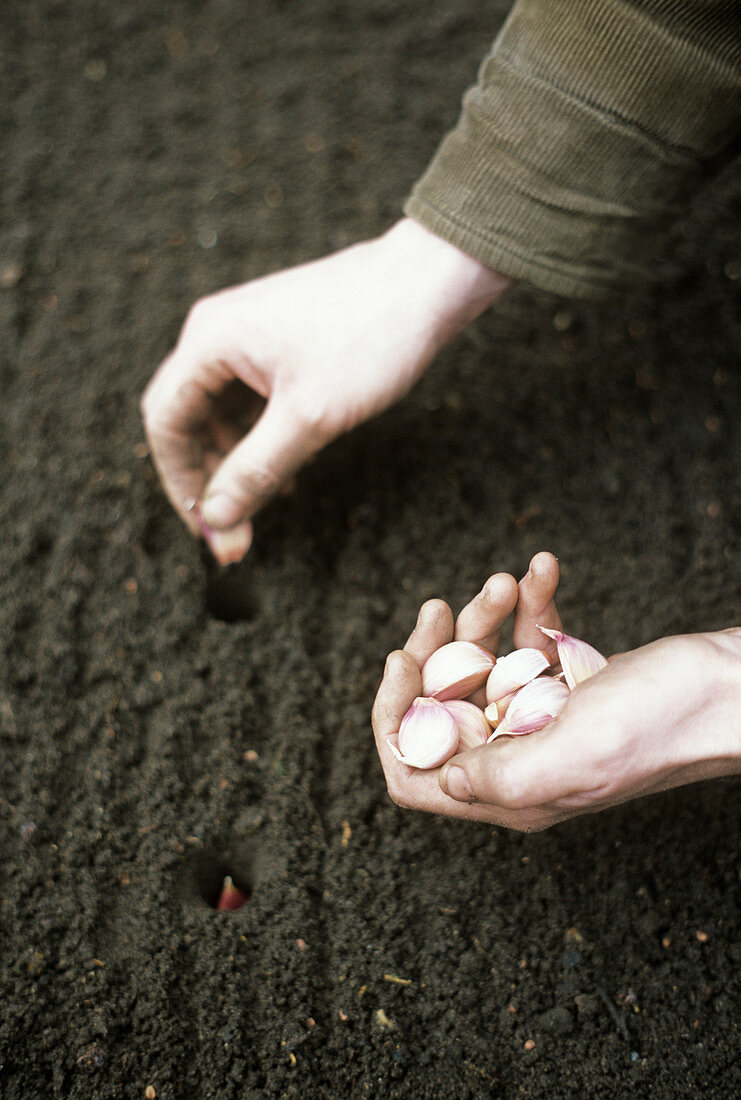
xmin=372 ymin=552 xmax=741 ymax=831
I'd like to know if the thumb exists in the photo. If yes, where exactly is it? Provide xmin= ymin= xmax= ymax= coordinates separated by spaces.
xmin=438 ymin=723 xmax=579 ymax=810
xmin=201 ymin=398 xmax=318 ymax=531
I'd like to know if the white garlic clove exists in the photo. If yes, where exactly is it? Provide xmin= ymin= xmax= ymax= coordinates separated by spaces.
xmin=392 ymin=696 xmax=460 ymax=769
xmin=537 ymin=626 xmax=608 ymax=689
xmin=487 ymin=677 xmax=570 ymax=740
xmin=443 ymin=699 xmax=490 ymax=750
xmin=421 ymin=641 xmax=495 ymax=702
xmin=485 ymin=648 xmax=551 ymax=702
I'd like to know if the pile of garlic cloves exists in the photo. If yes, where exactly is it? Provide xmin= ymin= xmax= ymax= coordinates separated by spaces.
xmin=390 ymin=628 xmax=607 ymax=770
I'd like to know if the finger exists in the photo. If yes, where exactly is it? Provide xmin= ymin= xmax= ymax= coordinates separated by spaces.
xmin=454 ymin=572 xmax=518 ymax=652
xmin=142 ymin=349 xmax=236 ymax=533
xmin=372 ymin=650 xmax=422 ymax=746
xmin=513 ymin=551 xmax=562 ymax=660
xmin=371 ymin=649 xmax=473 ymax=813
xmin=200 ymin=399 xmax=319 ymax=531
xmin=438 ymin=701 xmax=600 ymax=811
xmin=186 ymin=497 xmax=253 ymax=567
xmin=403 ymin=599 xmax=454 ymax=668
xmin=208 ymin=523 xmax=254 ymax=565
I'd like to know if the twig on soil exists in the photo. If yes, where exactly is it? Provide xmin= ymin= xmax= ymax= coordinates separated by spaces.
xmin=383 ymin=973 xmax=411 ymax=985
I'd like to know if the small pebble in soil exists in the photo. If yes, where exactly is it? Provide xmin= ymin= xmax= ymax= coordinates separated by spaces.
xmin=537 ymin=1006 xmax=574 ymax=1034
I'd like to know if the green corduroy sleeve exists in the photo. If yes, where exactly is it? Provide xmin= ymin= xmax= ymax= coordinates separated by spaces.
xmin=404 ymin=0 xmax=741 ymax=300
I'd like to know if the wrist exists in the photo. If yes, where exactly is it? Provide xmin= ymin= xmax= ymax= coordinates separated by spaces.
xmin=690 ymin=630 xmax=741 ymax=775
xmin=379 ymin=218 xmax=512 ymax=350
xmin=714 ymin=629 xmax=741 ymax=759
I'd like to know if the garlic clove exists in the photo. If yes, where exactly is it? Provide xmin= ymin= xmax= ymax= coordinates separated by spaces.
xmin=421 ymin=641 xmax=495 ymax=702
xmin=185 ymin=496 xmax=215 ymax=549
xmin=537 ymin=626 xmax=608 ymax=689
xmin=216 ymin=875 xmax=248 ymax=911
xmin=487 ymin=677 xmax=570 ymax=740
xmin=484 ymin=692 xmax=516 ymax=728
xmin=443 ymin=699 xmax=490 ymax=750
xmin=392 ymin=696 xmax=460 ymax=769
xmin=485 ymin=648 xmax=551 ymax=702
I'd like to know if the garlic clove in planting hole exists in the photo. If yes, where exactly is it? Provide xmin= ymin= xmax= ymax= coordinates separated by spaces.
xmin=216 ymin=875 xmax=248 ymax=911
xmin=537 ymin=626 xmax=607 ymax=690
xmin=421 ymin=641 xmax=494 ymax=702
xmin=391 ymin=697 xmax=460 ymax=769
xmin=485 ymin=648 xmax=551 ymax=702
xmin=488 ymin=677 xmax=570 ymax=739
xmin=443 ymin=699 xmax=490 ymax=750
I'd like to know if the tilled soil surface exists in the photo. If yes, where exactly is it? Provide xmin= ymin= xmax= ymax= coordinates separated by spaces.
xmin=1 ymin=2 xmax=739 ymax=1097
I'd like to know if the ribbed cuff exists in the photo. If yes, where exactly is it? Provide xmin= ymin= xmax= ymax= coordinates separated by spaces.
xmin=405 ymin=0 xmax=741 ymax=301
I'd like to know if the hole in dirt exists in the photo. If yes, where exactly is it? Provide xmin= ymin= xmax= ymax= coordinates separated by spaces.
xmin=202 ymin=551 xmax=259 ymax=622
xmin=188 ymin=849 xmax=253 ymax=910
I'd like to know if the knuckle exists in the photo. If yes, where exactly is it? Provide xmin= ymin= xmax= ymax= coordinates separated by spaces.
xmin=490 ymin=763 xmax=536 ymax=811
xmin=231 ymin=462 xmax=281 ymax=504
xmin=183 ymin=296 xmax=213 ymax=333
xmin=287 ymin=390 xmax=335 ymax=442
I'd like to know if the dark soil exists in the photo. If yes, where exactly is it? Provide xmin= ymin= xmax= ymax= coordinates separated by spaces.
xmin=1 ymin=1 xmax=739 ymax=1097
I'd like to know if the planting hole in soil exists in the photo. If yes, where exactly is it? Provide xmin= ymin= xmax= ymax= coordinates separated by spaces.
xmin=202 ymin=554 xmax=258 ymax=623
xmin=189 ymin=847 xmax=252 ymax=911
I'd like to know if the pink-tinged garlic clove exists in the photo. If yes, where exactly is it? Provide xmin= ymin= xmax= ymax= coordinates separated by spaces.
xmin=487 ymin=677 xmax=570 ymax=740
xmin=185 ymin=496 xmax=215 ymax=549
xmin=391 ymin=697 xmax=460 ymax=769
xmin=216 ymin=875 xmax=248 ymax=911
xmin=443 ymin=699 xmax=490 ymax=750
xmin=537 ymin=626 xmax=608 ymax=689
xmin=421 ymin=641 xmax=495 ymax=702
xmin=485 ymin=648 xmax=551 ymax=703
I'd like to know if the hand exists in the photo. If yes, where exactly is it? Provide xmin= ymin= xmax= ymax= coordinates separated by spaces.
xmin=372 ymin=552 xmax=741 ymax=830
xmin=141 ymin=218 xmax=510 ymax=564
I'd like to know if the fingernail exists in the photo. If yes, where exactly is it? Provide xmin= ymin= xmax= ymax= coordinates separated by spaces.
xmin=443 ymin=765 xmax=474 ymax=802
xmin=202 ymin=492 xmax=242 ymax=529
